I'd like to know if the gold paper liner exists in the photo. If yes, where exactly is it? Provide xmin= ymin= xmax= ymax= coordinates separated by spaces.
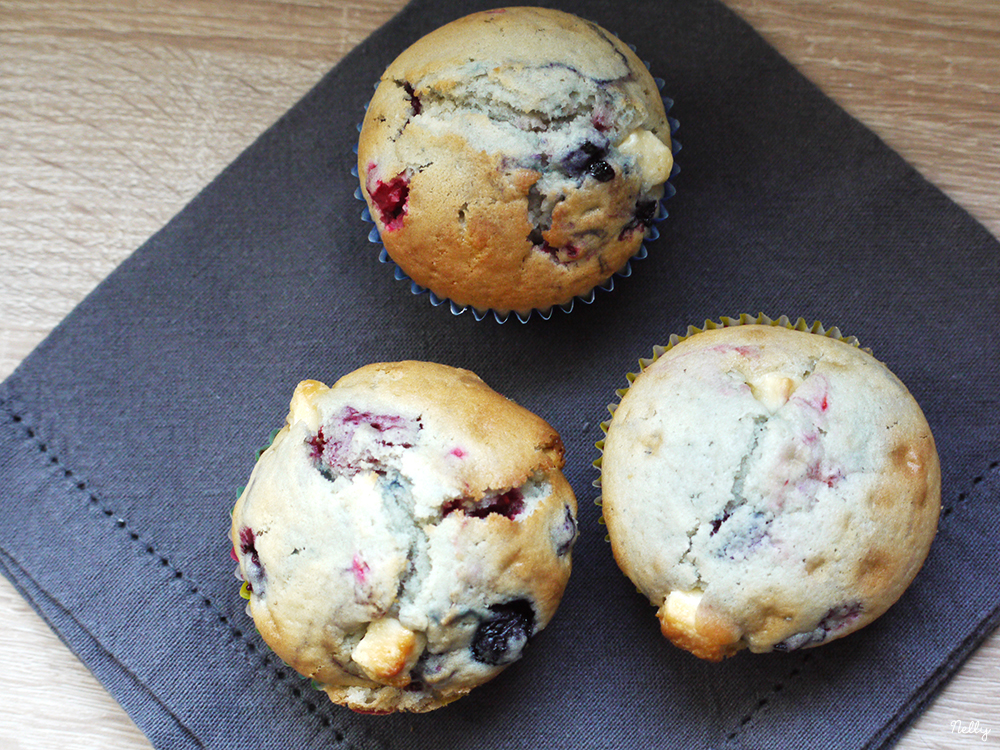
xmin=592 ymin=313 xmax=867 ymax=540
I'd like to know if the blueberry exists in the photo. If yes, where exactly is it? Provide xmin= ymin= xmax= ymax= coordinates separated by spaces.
xmin=588 ymin=160 xmax=615 ymax=182
xmin=553 ymin=504 xmax=577 ymax=556
xmin=618 ymin=198 xmax=660 ymax=240
xmin=562 ymin=139 xmax=613 ymax=181
xmin=634 ymin=199 xmax=659 ymax=226
xmin=772 ymin=601 xmax=863 ymax=651
xmin=471 ymin=600 xmax=535 ymax=666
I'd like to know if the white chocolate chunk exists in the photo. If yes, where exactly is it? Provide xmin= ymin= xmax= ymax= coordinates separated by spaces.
xmin=663 ymin=588 xmax=703 ymax=627
xmin=619 ymin=130 xmax=674 ymax=192
xmin=748 ymin=372 xmax=801 ymax=413
xmin=656 ymin=589 xmax=743 ymax=662
xmin=351 ymin=617 xmax=426 ymax=687
xmin=288 ymin=379 xmax=326 ymax=431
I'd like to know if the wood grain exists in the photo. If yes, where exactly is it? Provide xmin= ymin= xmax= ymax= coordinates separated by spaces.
xmin=0 ymin=2 xmax=997 ymax=749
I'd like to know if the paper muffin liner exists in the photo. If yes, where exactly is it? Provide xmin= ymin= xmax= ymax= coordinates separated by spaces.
xmin=352 ymin=49 xmax=681 ymax=324
xmin=591 ymin=313 xmax=865 ymax=540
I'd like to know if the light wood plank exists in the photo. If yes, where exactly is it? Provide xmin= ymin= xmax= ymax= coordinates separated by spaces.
xmin=0 ymin=2 xmax=997 ymax=748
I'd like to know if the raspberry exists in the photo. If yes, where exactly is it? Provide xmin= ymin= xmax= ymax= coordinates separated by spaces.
xmin=238 ymin=527 xmax=265 ymax=592
xmin=442 ymin=488 xmax=525 ymax=520
xmin=365 ymin=166 xmax=410 ymax=231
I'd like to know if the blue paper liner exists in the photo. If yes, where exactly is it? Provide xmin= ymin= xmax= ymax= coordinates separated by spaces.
xmin=353 ymin=66 xmax=681 ymax=324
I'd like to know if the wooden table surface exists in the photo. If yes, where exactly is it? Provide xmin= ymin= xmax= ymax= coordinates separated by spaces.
xmin=1 ymin=1 xmax=997 ymax=748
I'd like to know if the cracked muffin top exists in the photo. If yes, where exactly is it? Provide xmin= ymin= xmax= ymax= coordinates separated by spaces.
xmin=357 ymin=6 xmax=673 ymax=317
xmin=231 ymin=361 xmax=577 ymax=712
xmin=600 ymin=324 xmax=940 ymax=660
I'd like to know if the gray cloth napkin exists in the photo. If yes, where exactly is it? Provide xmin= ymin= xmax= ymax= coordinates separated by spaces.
xmin=1 ymin=0 xmax=998 ymax=748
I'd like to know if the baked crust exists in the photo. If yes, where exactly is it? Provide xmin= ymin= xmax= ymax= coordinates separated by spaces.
xmin=357 ymin=7 xmax=672 ymax=315
xmin=601 ymin=325 xmax=941 ymax=659
xmin=231 ymin=361 xmax=577 ymax=711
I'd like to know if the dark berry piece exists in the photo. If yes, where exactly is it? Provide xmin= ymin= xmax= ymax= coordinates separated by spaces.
xmin=588 ymin=160 xmax=615 ymax=182
xmin=773 ymin=601 xmax=863 ymax=651
xmin=239 ymin=526 xmax=265 ymax=592
xmin=553 ymin=504 xmax=577 ymax=557
xmin=562 ymin=139 xmax=610 ymax=178
xmin=709 ymin=510 xmax=732 ymax=536
xmin=634 ymin=199 xmax=659 ymax=226
xmin=402 ymin=81 xmax=421 ymax=116
xmin=711 ymin=511 xmax=771 ymax=560
xmin=618 ymin=198 xmax=660 ymax=240
xmin=412 ymin=650 xmax=447 ymax=683
xmin=442 ymin=488 xmax=526 ymax=520
xmin=817 ymin=601 xmax=863 ymax=632
xmin=471 ymin=600 xmax=535 ymax=666
xmin=468 ymin=488 xmax=525 ymax=520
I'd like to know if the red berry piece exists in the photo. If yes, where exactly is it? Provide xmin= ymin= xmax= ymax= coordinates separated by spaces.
xmin=534 ymin=241 xmax=582 ymax=264
xmin=238 ymin=526 xmax=265 ymax=593
xmin=468 ymin=488 xmax=525 ymax=520
xmin=402 ymin=81 xmax=421 ymax=116
xmin=443 ymin=489 xmax=527 ymax=520
xmin=311 ymin=407 xmax=421 ymax=478
xmin=365 ymin=165 xmax=410 ymax=231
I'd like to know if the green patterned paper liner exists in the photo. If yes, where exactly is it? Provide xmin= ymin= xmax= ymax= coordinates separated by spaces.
xmin=591 ymin=313 xmax=866 ymax=541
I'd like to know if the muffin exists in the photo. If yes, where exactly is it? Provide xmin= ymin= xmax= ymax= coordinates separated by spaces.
xmin=231 ymin=361 xmax=578 ymax=712
xmin=357 ymin=7 xmax=674 ymax=318
xmin=598 ymin=319 xmax=941 ymax=660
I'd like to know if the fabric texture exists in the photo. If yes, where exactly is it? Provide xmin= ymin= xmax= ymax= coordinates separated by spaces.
xmin=1 ymin=0 xmax=997 ymax=748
